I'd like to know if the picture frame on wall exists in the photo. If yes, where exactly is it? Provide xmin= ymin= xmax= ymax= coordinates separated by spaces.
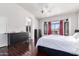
xmin=44 ymin=22 xmax=48 ymax=35
xmin=64 ymin=19 xmax=69 ymax=36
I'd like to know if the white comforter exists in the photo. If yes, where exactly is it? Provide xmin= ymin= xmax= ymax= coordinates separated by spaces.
xmin=36 ymin=35 xmax=79 ymax=55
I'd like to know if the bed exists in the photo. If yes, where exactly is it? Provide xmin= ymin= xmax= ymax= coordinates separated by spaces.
xmin=36 ymin=33 xmax=79 ymax=56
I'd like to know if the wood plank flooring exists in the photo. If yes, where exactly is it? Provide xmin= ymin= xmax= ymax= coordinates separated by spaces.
xmin=0 ymin=40 xmax=43 ymax=56
xmin=8 ymin=42 xmax=29 ymax=56
xmin=0 ymin=42 xmax=30 ymax=56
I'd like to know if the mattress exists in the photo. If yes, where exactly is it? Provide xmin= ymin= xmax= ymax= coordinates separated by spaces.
xmin=36 ymin=35 xmax=79 ymax=55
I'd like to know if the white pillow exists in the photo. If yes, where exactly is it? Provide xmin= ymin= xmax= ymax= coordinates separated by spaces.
xmin=73 ymin=33 xmax=79 ymax=39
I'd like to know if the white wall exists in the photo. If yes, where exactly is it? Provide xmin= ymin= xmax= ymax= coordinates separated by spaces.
xmin=39 ymin=12 xmax=78 ymax=36
xmin=0 ymin=3 xmax=38 ymax=47
xmin=0 ymin=4 xmax=28 ymax=33
xmin=0 ymin=17 xmax=7 ymax=33
xmin=78 ymin=13 xmax=79 ymax=29
xmin=0 ymin=17 xmax=8 ymax=47
xmin=31 ymin=17 xmax=39 ymax=42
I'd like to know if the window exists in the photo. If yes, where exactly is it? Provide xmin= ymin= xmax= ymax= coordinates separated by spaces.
xmin=51 ymin=21 xmax=60 ymax=34
xmin=51 ymin=21 xmax=60 ymax=30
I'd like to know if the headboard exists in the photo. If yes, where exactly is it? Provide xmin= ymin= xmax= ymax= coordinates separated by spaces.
xmin=75 ymin=30 xmax=79 ymax=32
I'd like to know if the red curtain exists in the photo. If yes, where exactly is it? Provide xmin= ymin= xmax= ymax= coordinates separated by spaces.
xmin=48 ymin=21 xmax=52 ymax=35
xmin=59 ymin=20 xmax=64 ymax=35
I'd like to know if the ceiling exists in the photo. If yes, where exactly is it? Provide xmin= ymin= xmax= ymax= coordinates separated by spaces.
xmin=18 ymin=3 xmax=79 ymax=19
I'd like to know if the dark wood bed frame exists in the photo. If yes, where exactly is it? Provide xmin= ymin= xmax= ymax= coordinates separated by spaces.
xmin=37 ymin=46 xmax=78 ymax=56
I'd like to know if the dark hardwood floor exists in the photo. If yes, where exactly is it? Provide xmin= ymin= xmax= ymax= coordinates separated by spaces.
xmin=0 ymin=42 xmax=30 ymax=56
xmin=0 ymin=39 xmax=38 ymax=56
xmin=0 ymin=40 xmax=45 ymax=56
xmin=8 ymin=42 xmax=29 ymax=56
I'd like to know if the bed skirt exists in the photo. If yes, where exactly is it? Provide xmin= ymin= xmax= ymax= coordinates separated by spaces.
xmin=37 ymin=46 xmax=78 ymax=56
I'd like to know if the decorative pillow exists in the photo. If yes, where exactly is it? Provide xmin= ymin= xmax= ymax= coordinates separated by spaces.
xmin=73 ymin=33 xmax=79 ymax=39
